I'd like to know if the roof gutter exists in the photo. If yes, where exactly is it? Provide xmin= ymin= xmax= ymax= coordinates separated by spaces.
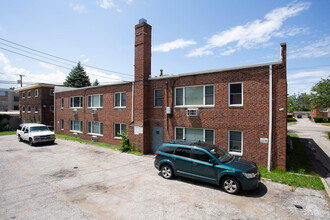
xmin=267 ymin=65 xmax=273 ymax=172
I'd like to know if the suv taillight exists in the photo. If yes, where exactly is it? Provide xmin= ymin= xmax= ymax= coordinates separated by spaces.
xmin=155 ymin=152 xmax=158 ymax=157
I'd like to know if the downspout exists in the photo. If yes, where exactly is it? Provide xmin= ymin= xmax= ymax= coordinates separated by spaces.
xmin=267 ymin=65 xmax=273 ymax=172
xmin=131 ymin=82 xmax=134 ymax=123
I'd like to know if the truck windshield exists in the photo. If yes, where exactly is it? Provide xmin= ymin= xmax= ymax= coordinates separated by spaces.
xmin=30 ymin=126 xmax=50 ymax=132
xmin=209 ymin=146 xmax=234 ymax=163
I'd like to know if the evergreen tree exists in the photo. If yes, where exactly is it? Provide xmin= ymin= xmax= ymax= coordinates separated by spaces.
xmin=92 ymin=79 xmax=100 ymax=86
xmin=64 ymin=62 xmax=91 ymax=87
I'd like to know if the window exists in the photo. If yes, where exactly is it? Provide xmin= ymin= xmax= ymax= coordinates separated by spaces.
xmin=27 ymin=90 xmax=31 ymax=98
xmin=154 ymin=89 xmax=162 ymax=107
xmin=61 ymin=97 xmax=64 ymax=109
xmin=27 ymin=105 xmax=31 ymax=113
xmin=175 ymin=148 xmax=191 ymax=158
xmin=50 ymin=89 xmax=54 ymax=96
xmin=175 ymin=85 xmax=214 ymax=106
xmin=320 ymin=108 xmax=328 ymax=113
xmin=0 ymin=101 xmax=8 ymax=106
xmin=229 ymin=131 xmax=243 ymax=155
xmin=70 ymin=96 xmax=83 ymax=108
xmin=70 ymin=120 xmax=82 ymax=132
xmin=229 ymin=83 xmax=243 ymax=106
xmin=22 ymin=106 xmax=25 ymax=112
xmin=35 ymin=89 xmax=38 ymax=97
xmin=114 ymin=123 xmax=126 ymax=137
xmin=14 ymin=106 xmax=19 ymax=110
xmin=34 ymin=105 xmax=38 ymax=113
xmin=175 ymin=127 xmax=214 ymax=144
xmin=160 ymin=146 xmax=176 ymax=154
xmin=14 ymin=96 xmax=19 ymax=102
xmin=0 ymin=91 xmax=8 ymax=96
xmin=22 ymin=92 xmax=25 ymax=99
xmin=88 ymin=94 xmax=103 ymax=108
xmin=114 ymin=92 xmax=126 ymax=107
xmin=50 ymin=105 xmax=54 ymax=112
xmin=60 ymin=119 xmax=64 ymax=130
xmin=191 ymin=149 xmax=212 ymax=162
xmin=88 ymin=121 xmax=103 ymax=135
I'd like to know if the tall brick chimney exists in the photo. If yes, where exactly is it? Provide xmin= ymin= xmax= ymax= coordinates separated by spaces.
xmin=134 ymin=19 xmax=152 ymax=81
xmin=132 ymin=19 xmax=152 ymax=153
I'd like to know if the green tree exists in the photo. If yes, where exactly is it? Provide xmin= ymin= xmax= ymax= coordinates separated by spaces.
xmin=287 ymin=92 xmax=311 ymax=113
xmin=64 ymin=62 xmax=91 ymax=87
xmin=92 ymin=79 xmax=99 ymax=86
xmin=311 ymin=77 xmax=330 ymax=109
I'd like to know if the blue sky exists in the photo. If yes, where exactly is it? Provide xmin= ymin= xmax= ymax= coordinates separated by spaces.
xmin=0 ymin=0 xmax=329 ymax=94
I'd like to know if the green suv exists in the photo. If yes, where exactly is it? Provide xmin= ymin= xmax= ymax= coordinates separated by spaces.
xmin=154 ymin=141 xmax=260 ymax=194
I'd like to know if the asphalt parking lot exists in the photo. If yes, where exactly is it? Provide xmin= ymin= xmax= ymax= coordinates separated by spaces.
xmin=0 ymin=135 xmax=329 ymax=219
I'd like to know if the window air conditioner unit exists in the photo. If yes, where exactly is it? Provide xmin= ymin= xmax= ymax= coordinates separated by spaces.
xmin=187 ymin=108 xmax=198 ymax=116
xmin=92 ymin=136 xmax=98 ymax=142
xmin=73 ymin=109 xmax=77 ymax=115
xmin=91 ymin=109 xmax=97 ymax=114
xmin=73 ymin=133 xmax=78 ymax=138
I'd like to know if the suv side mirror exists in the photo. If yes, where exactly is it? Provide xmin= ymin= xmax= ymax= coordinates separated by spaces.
xmin=209 ymin=159 xmax=217 ymax=165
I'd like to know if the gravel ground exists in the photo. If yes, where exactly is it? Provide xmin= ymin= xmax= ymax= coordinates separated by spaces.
xmin=0 ymin=135 xmax=329 ymax=219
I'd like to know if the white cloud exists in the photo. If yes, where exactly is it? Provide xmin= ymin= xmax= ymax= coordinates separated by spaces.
xmin=126 ymin=0 xmax=133 ymax=4
xmin=97 ymin=0 xmax=114 ymax=9
xmin=188 ymin=2 xmax=311 ymax=57
xmin=69 ymin=3 xmax=85 ymax=13
xmin=153 ymin=39 xmax=197 ymax=53
xmin=83 ymin=58 xmax=89 ymax=63
xmin=288 ymin=36 xmax=330 ymax=59
xmin=39 ymin=62 xmax=55 ymax=70
xmin=116 ymin=9 xmax=122 ymax=13
xmin=220 ymin=48 xmax=237 ymax=56
xmin=85 ymin=68 xmax=121 ymax=84
xmin=0 ymin=52 xmax=29 ymax=84
xmin=25 ymin=70 xmax=66 ymax=85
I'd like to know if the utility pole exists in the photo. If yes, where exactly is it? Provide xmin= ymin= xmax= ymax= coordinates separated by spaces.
xmin=18 ymin=74 xmax=24 ymax=87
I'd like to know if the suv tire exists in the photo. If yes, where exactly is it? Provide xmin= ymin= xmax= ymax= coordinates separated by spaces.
xmin=222 ymin=176 xmax=240 ymax=194
xmin=161 ymin=164 xmax=174 ymax=179
xmin=29 ymin=138 xmax=34 ymax=146
xmin=18 ymin=135 xmax=22 ymax=142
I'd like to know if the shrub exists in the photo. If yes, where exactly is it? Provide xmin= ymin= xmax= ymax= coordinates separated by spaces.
xmin=118 ymin=130 xmax=133 ymax=152
xmin=313 ymin=116 xmax=324 ymax=122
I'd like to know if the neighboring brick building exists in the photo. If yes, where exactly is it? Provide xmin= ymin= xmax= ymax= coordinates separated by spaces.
xmin=311 ymin=107 xmax=329 ymax=121
xmin=55 ymin=20 xmax=287 ymax=169
xmin=0 ymin=88 xmax=19 ymax=111
xmin=16 ymin=83 xmax=55 ymax=126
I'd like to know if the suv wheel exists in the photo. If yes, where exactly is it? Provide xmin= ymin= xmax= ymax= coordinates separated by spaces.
xmin=222 ymin=176 xmax=240 ymax=194
xmin=161 ymin=164 xmax=173 ymax=179
xmin=29 ymin=138 xmax=34 ymax=146
xmin=18 ymin=135 xmax=22 ymax=142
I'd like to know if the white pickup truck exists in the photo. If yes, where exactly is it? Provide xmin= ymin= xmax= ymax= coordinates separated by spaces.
xmin=17 ymin=123 xmax=56 ymax=146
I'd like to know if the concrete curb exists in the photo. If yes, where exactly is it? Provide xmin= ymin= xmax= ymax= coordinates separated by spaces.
xmin=320 ymin=177 xmax=330 ymax=198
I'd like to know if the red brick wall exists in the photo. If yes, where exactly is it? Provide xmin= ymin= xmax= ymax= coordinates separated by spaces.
xmin=311 ymin=108 xmax=328 ymax=121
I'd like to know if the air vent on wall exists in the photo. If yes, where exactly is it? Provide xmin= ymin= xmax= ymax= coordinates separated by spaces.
xmin=72 ymin=109 xmax=77 ymax=115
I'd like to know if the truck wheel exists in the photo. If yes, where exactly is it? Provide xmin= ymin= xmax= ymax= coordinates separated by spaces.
xmin=18 ymin=135 xmax=22 ymax=142
xmin=29 ymin=138 xmax=34 ymax=146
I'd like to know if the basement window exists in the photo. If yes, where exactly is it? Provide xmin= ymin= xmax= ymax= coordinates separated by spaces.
xmin=175 ymin=127 xmax=214 ymax=144
xmin=175 ymin=85 xmax=214 ymax=107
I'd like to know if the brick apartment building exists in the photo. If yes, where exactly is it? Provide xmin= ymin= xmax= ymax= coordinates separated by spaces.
xmin=55 ymin=20 xmax=287 ymax=169
xmin=16 ymin=83 xmax=55 ymax=126
xmin=311 ymin=107 xmax=329 ymax=121
xmin=0 ymin=88 xmax=19 ymax=111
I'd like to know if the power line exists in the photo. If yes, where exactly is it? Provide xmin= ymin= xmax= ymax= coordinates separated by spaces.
xmin=0 ymin=37 xmax=133 ymax=77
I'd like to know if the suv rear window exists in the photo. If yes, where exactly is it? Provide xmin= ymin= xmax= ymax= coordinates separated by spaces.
xmin=175 ymin=147 xmax=191 ymax=158
xmin=161 ymin=146 xmax=176 ymax=154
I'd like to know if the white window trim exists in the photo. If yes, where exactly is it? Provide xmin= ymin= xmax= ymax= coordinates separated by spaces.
xmin=69 ymin=96 xmax=83 ymax=109
xmin=22 ymin=105 xmax=25 ymax=113
xmin=50 ymin=89 xmax=54 ymax=96
xmin=154 ymin=89 xmax=162 ymax=108
xmin=87 ymin=94 xmax=103 ymax=109
xmin=69 ymin=120 xmax=83 ymax=133
xmin=35 ymin=89 xmax=38 ymax=97
xmin=174 ymin=84 xmax=215 ymax=108
xmin=228 ymin=82 xmax=243 ymax=107
xmin=114 ymin=123 xmax=126 ymax=139
xmin=174 ymin=127 xmax=215 ymax=144
xmin=27 ymin=90 xmax=31 ymax=98
xmin=228 ymin=130 xmax=243 ymax=156
xmin=61 ymin=97 xmax=64 ymax=109
xmin=34 ymin=106 xmax=38 ymax=113
xmin=22 ymin=92 xmax=25 ymax=99
xmin=319 ymin=108 xmax=328 ymax=113
xmin=87 ymin=121 xmax=103 ymax=136
xmin=114 ymin=92 xmax=126 ymax=108
xmin=60 ymin=119 xmax=64 ymax=130
xmin=27 ymin=105 xmax=31 ymax=113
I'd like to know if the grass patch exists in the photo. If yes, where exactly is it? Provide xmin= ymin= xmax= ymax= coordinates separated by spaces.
xmin=259 ymin=131 xmax=324 ymax=190
xmin=259 ymin=167 xmax=324 ymax=190
xmin=287 ymin=121 xmax=297 ymax=125
xmin=56 ymin=134 xmax=142 ymax=156
xmin=0 ymin=131 xmax=16 ymax=136
xmin=317 ymin=122 xmax=330 ymax=127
